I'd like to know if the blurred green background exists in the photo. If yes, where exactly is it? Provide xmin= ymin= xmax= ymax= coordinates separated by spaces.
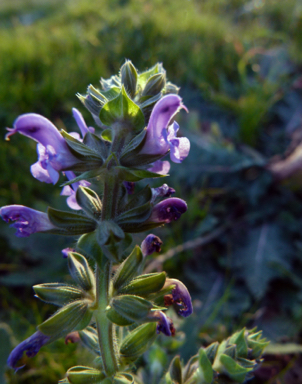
xmin=2 ymin=0 xmax=302 ymax=383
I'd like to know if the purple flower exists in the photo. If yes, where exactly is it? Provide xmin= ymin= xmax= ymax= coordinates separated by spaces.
xmin=156 ymin=311 xmax=175 ymax=337
xmin=61 ymin=171 xmax=91 ymax=210
xmin=165 ymin=279 xmax=193 ymax=317
xmin=149 ymin=198 xmax=187 ymax=224
xmin=148 ymin=160 xmax=170 ymax=175
xmin=139 ymin=95 xmax=190 ymax=163
xmin=72 ymin=108 xmax=95 ymax=137
xmin=7 ymin=331 xmax=50 ymax=370
xmin=151 ymin=183 xmax=175 ymax=203
xmin=0 ymin=205 xmax=56 ymax=237
xmin=141 ymin=234 xmax=163 ymax=257
xmin=6 ymin=114 xmax=81 ymax=184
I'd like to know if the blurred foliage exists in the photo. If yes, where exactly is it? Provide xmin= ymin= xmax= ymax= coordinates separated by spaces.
xmin=2 ymin=0 xmax=302 ymax=383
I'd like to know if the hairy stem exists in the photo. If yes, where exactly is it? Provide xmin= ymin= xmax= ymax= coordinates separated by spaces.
xmin=95 ymin=176 xmax=121 ymax=375
xmin=95 ymin=258 xmax=119 ymax=375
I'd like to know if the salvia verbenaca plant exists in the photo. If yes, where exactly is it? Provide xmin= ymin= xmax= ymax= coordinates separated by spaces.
xmin=1 ymin=61 xmax=268 ymax=384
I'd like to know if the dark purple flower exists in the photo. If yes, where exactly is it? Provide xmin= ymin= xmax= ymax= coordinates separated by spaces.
xmin=7 ymin=331 xmax=50 ymax=370
xmin=0 ymin=205 xmax=55 ymax=237
xmin=149 ymin=198 xmax=187 ymax=224
xmin=139 ymin=95 xmax=190 ymax=163
xmin=6 ymin=114 xmax=80 ymax=184
xmin=141 ymin=234 xmax=163 ymax=257
xmin=61 ymin=171 xmax=91 ymax=210
xmin=165 ymin=279 xmax=193 ymax=317
xmin=156 ymin=311 xmax=175 ymax=337
xmin=148 ymin=160 xmax=170 ymax=175
xmin=151 ymin=183 xmax=175 ymax=203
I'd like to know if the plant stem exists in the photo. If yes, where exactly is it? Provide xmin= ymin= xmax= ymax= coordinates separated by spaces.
xmin=95 ymin=258 xmax=119 ymax=375
xmin=101 ymin=173 xmax=120 ymax=221
xmin=95 ymin=175 xmax=120 ymax=376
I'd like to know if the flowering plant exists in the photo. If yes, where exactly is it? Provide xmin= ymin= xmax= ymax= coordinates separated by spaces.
xmin=2 ymin=61 xmax=268 ymax=384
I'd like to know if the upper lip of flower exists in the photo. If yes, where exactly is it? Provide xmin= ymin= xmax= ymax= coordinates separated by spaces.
xmin=138 ymin=94 xmax=190 ymax=164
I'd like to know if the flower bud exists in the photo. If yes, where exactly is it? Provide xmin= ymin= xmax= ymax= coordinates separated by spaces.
xmin=113 ymin=246 xmax=144 ymax=291
xmin=149 ymin=198 xmax=187 ymax=224
xmin=67 ymin=366 xmax=105 ymax=384
xmin=113 ymin=372 xmax=134 ymax=384
xmin=75 ymin=186 xmax=102 ymax=220
xmin=38 ymin=300 xmax=90 ymax=338
xmin=106 ymin=295 xmax=153 ymax=325
xmin=142 ymin=73 xmax=166 ymax=97
xmin=121 ymin=60 xmax=138 ymax=98
xmin=119 ymin=272 xmax=166 ymax=297
xmin=68 ymin=252 xmax=95 ymax=292
xmin=33 ymin=283 xmax=84 ymax=306
xmin=141 ymin=234 xmax=163 ymax=257
xmin=119 ymin=323 xmax=157 ymax=364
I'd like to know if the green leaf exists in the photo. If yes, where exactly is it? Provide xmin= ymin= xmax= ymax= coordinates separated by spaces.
xmin=117 ymin=166 xmax=166 ymax=182
xmin=101 ymin=128 xmax=112 ymax=142
xmin=204 ymin=342 xmax=219 ymax=364
xmin=96 ymin=220 xmax=125 ymax=245
xmin=83 ymin=132 xmax=110 ymax=160
xmin=99 ymin=87 xmax=145 ymax=132
xmin=77 ymin=231 xmax=103 ymax=263
xmin=48 ymin=207 xmax=96 ymax=235
xmin=61 ymin=130 xmax=103 ymax=162
xmin=33 ymin=283 xmax=84 ymax=306
xmin=60 ymin=169 xmax=104 ymax=186
xmin=231 ymin=224 xmax=292 ymax=299
xmin=119 ymin=127 xmax=147 ymax=159
xmin=169 ymin=355 xmax=183 ymax=384
xmin=229 ymin=329 xmax=248 ymax=358
xmin=218 ymin=354 xmax=253 ymax=383
xmin=198 ymin=349 xmax=213 ymax=384
xmin=38 ymin=300 xmax=89 ymax=338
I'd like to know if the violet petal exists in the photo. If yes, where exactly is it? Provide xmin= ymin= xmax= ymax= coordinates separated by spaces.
xmin=7 ymin=331 xmax=50 ymax=370
xmin=0 ymin=205 xmax=55 ymax=237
